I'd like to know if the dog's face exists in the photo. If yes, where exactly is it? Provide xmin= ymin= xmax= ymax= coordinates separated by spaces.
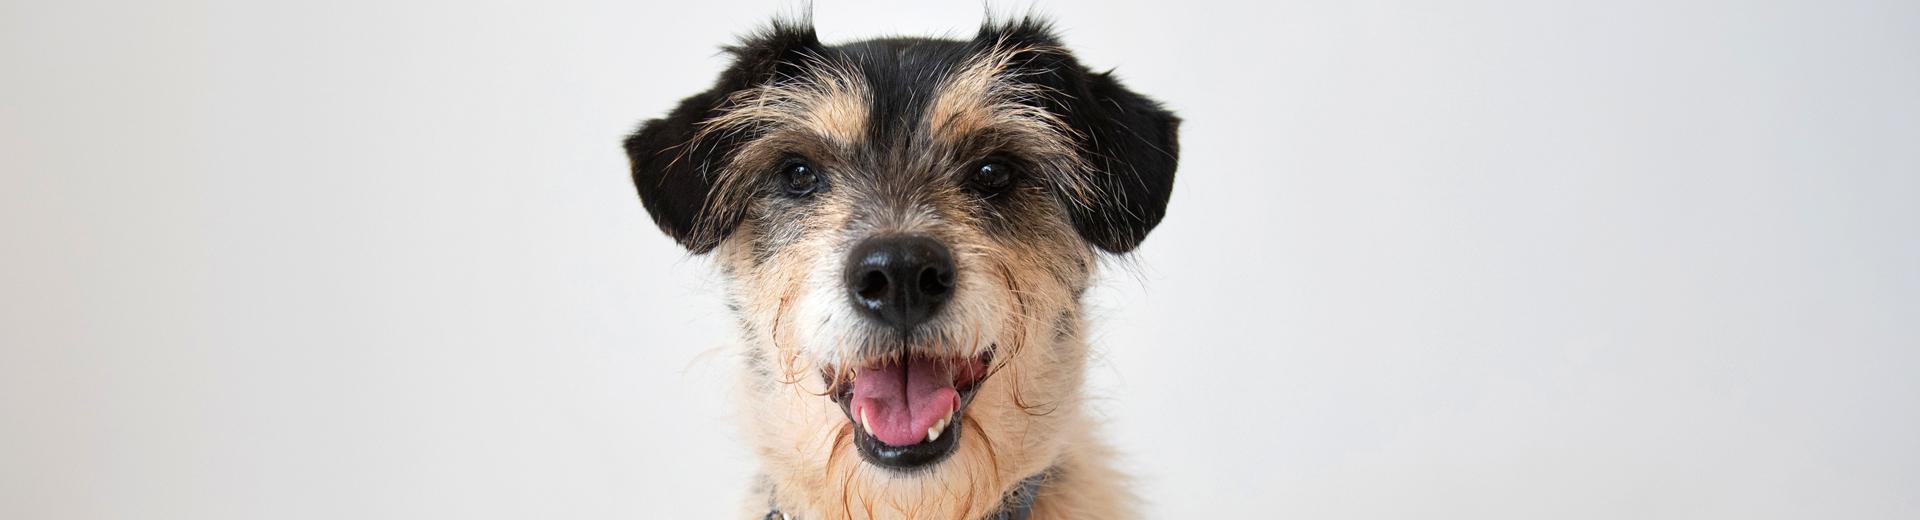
xmin=626 ymin=18 xmax=1175 ymax=513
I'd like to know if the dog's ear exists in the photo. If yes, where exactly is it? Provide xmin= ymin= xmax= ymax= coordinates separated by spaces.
xmin=975 ymin=19 xmax=1182 ymax=254
xmin=624 ymin=20 xmax=825 ymax=253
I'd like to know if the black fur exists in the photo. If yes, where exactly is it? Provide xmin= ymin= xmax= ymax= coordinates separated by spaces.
xmin=624 ymin=17 xmax=1179 ymax=254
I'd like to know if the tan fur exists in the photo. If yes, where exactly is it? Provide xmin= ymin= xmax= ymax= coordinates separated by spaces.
xmin=698 ymin=43 xmax=1137 ymax=520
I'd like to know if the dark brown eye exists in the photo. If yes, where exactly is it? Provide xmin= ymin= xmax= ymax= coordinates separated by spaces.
xmin=781 ymin=159 xmax=819 ymax=197
xmin=971 ymin=160 xmax=1013 ymax=194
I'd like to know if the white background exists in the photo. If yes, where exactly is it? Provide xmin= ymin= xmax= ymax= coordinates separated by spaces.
xmin=4 ymin=0 xmax=1917 ymax=518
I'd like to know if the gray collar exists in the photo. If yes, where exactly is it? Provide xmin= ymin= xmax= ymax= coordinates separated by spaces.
xmin=765 ymin=469 xmax=1050 ymax=520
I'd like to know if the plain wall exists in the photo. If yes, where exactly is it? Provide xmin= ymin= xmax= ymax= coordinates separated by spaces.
xmin=3 ymin=0 xmax=1917 ymax=518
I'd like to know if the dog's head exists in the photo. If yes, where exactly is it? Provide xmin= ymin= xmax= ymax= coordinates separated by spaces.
xmin=626 ymin=17 xmax=1176 ymax=511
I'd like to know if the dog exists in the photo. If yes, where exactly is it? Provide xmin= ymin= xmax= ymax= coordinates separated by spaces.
xmin=623 ymin=16 xmax=1179 ymax=519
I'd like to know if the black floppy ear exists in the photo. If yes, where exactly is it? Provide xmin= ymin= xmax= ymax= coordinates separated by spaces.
xmin=975 ymin=19 xmax=1182 ymax=253
xmin=1065 ymin=71 xmax=1181 ymax=253
xmin=624 ymin=20 xmax=824 ymax=253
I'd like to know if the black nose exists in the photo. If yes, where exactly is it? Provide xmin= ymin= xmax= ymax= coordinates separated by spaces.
xmin=846 ymin=235 xmax=956 ymax=333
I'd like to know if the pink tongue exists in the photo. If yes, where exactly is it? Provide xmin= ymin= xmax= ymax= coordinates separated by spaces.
xmin=851 ymin=357 xmax=960 ymax=446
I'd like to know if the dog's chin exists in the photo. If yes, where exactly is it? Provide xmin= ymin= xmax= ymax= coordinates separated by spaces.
xmin=826 ymin=347 xmax=993 ymax=472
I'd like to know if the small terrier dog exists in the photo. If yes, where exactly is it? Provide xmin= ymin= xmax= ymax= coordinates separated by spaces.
xmin=624 ymin=16 xmax=1179 ymax=519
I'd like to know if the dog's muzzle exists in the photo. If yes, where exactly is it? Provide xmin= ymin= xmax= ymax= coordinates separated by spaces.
xmin=830 ymin=233 xmax=990 ymax=470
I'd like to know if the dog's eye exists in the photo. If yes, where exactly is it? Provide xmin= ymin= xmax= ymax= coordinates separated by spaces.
xmin=781 ymin=159 xmax=820 ymax=197
xmin=970 ymin=160 xmax=1014 ymax=194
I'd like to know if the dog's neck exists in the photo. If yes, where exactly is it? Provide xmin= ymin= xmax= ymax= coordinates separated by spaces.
xmin=763 ymin=468 xmax=1051 ymax=520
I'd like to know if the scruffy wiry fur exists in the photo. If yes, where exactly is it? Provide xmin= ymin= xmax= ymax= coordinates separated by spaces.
xmin=624 ymin=16 xmax=1179 ymax=519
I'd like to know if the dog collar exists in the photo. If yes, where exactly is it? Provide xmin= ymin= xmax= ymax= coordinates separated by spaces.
xmin=764 ymin=469 xmax=1049 ymax=520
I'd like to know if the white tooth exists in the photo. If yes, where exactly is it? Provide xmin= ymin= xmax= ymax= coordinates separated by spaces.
xmin=928 ymin=417 xmax=950 ymax=442
xmin=860 ymin=408 xmax=873 ymax=434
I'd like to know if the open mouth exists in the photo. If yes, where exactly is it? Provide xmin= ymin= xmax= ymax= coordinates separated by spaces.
xmin=829 ymin=348 xmax=992 ymax=471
